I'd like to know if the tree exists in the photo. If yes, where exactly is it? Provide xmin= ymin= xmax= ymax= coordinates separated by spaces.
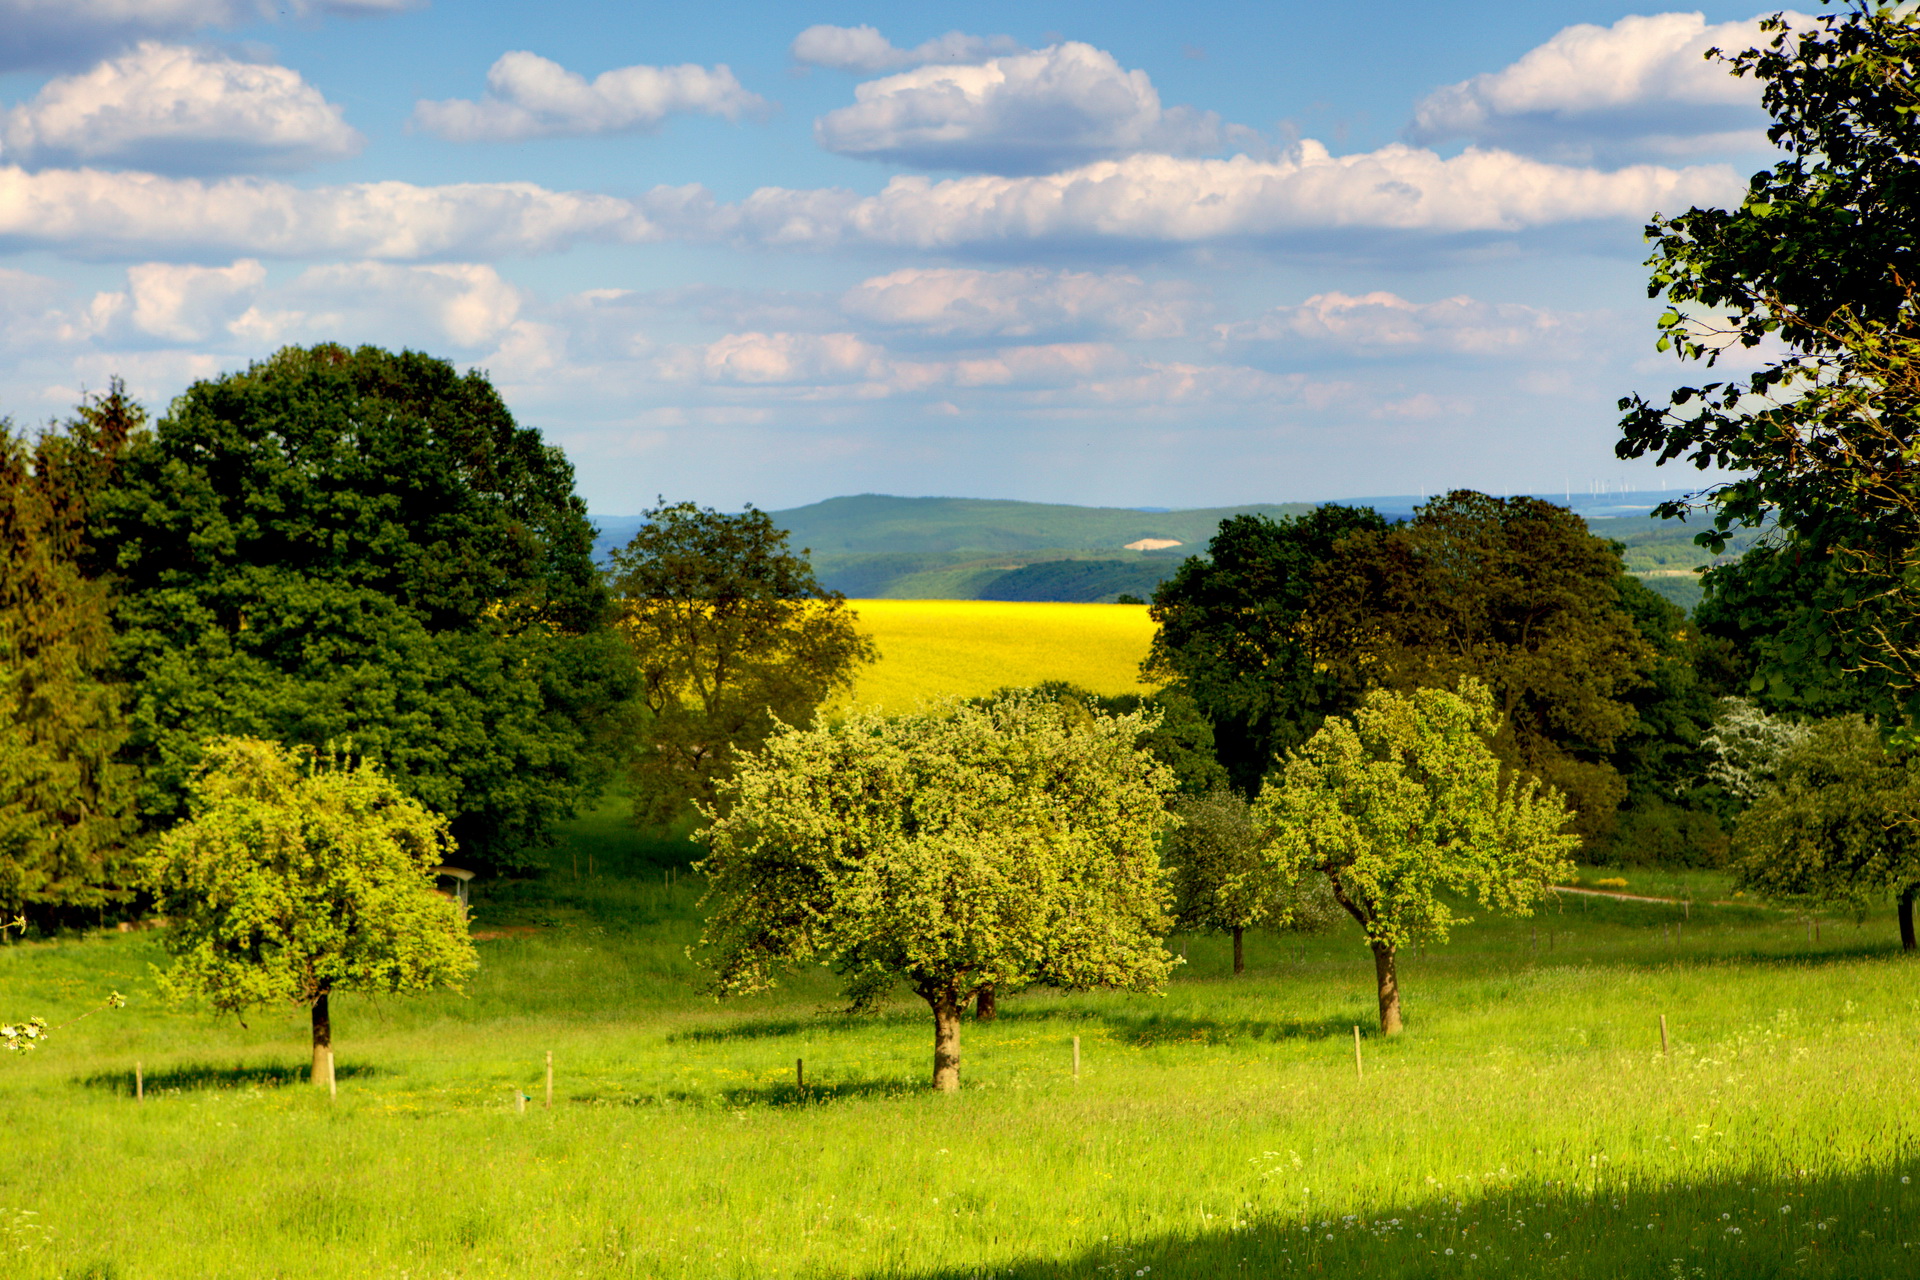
xmin=142 ymin=737 xmax=477 ymax=1083
xmin=1730 ymin=714 xmax=1920 ymax=948
xmin=607 ymin=500 xmax=876 ymax=829
xmin=696 ymin=695 xmax=1177 ymax=1092
xmin=0 ymin=386 xmax=140 ymax=920
xmin=1311 ymin=493 xmax=1655 ymax=838
xmin=1616 ymin=3 xmax=1920 ymax=717
xmin=96 ymin=346 xmax=634 ymax=869
xmin=1165 ymin=788 xmax=1339 ymax=974
xmin=1254 ymin=681 xmax=1577 ymax=1035
xmin=1145 ymin=505 xmax=1391 ymax=794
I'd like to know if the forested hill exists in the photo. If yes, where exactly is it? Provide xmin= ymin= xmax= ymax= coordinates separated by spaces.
xmin=591 ymin=492 xmax=1746 ymax=609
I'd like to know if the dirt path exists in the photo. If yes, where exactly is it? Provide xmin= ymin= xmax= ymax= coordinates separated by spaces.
xmin=1551 ymin=886 xmax=1759 ymax=910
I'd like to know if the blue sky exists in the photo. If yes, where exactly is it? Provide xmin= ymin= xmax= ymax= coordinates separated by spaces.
xmin=0 ymin=1 xmax=1792 ymax=512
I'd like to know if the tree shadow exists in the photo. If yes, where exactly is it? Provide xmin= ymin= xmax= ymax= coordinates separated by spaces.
xmin=987 ymin=1003 xmax=1360 ymax=1047
xmin=76 ymin=1060 xmax=383 ymax=1095
xmin=570 ymin=1078 xmax=922 ymax=1109
xmin=669 ymin=1010 xmax=922 ymax=1044
xmin=858 ymin=1159 xmax=1920 ymax=1279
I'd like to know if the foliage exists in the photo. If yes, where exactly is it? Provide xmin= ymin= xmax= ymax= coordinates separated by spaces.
xmin=695 ymin=694 xmax=1176 ymax=1089
xmin=95 ymin=346 xmax=633 ymax=870
xmin=0 ymin=388 xmax=141 ymax=917
xmin=1616 ymin=2 xmax=1920 ymax=717
xmin=1145 ymin=505 xmax=1392 ymax=795
xmin=1703 ymin=696 xmax=1816 ymax=802
xmin=1254 ymin=681 xmax=1577 ymax=1032
xmin=2 ymin=989 xmax=124 ymax=1053
xmin=986 ymin=681 xmax=1229 ymax=796
xmin=1165 ymin=788 xmax=1341 ymax=940
xmin=1311 ymin=493 xmax=1655 ymax=839
xmin=1731 ymin=714 xmax=1920 ymax=941
xmin=142 ymin=737 xmax=476 ymax=1037
xmin=978 ymin=558 xmax=1182 ymax=603
xmin=608 ymin=500 xmax=876 ymax=829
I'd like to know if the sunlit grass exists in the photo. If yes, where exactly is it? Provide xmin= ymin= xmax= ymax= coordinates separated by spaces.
xmin=840 ymin=599 xmax=1156 ymax=713
xmin=0 ymin=796 xmax=1914 ymax=1278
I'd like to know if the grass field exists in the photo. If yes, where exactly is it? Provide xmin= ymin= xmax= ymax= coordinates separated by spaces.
xmin=1 ymin=796 xmax=1915 ymax=1279
xmin=840 ymin=600 xmax=1157 ymax=713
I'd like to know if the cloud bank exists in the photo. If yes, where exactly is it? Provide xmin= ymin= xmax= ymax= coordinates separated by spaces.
xmin=790 ymin=24 xmax=1023 ymax=74
xmin=0 ymin=0 xmax=419 ymax=71
xmin=413 ymin=51 xmax=764 ymax=142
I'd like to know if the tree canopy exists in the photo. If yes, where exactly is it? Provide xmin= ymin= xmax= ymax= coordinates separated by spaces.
xmin=607 ymin=500 xmax=875 ymax=829
xmin=97 ymin=345 xmax=634 ymax=868
xmin=695 ymin=694 xmax=1176 ymax=1091
xmin=1254 ymin=681 xmax=1577 ymax=1034
xmin=1164 ymin=788 xmax=1339 ymax=974
xmin=142 ymin=737 xmax=477 ymax=1081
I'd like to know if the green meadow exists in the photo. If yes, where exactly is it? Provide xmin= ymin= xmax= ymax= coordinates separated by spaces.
xmin=0 ymin=798 xmax=1911 ymax=1279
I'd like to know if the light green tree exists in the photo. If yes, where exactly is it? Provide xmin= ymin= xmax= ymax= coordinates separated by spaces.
xmin=142 ymin=738 xmax=477 ymax=1085
xmin=1255 ymin=681 xmax=1577 ymax=1035
xmin=1165 ymin=789 xmax=1340 ymax=974
xmin=696 ymin=695 xmax=1177 ymax=1092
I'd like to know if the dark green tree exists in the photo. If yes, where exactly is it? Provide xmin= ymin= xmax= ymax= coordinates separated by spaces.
xmin=98 ymin=346 xmax=634 ymax=869
xmin=1144 ymin=505 xmax=1391 ymax=795
xmin=0 ymin=386 xmax=140 ymax=919
xmin=607 ymin=500 xmax=876 ymax=829
xmin=1617 ymin=2 xmax=1920 ymax=718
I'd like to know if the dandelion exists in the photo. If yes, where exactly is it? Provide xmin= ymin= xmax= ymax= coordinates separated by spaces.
xmin=1445 ymin=1248 xmax=1453 ymax=1256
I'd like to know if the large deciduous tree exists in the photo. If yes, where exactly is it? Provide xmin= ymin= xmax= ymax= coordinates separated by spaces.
xmin=97 ymin=346 xmax=634 ymax=869
xmin=696 ymin=695 xmax=1176 ymax=1092
xmin=607 ymin=500 xmax=875 ymax=829
xmin=1254 ymin=681 xmax=1577 ymax=1035
xmin=1145 ymin=505 xmax=1391 ymax=795
xmin=0 ymin=387 xmax=140 ymax=919
xmin=1616 ymin=3 xmax=1920 ymax=717
xmin=142 ymin=738 xmax=477 ymax=1082
xmin=1164 ymin=788 xmax=1339 ymax=974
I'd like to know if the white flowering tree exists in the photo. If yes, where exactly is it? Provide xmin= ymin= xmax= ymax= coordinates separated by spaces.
xmin=1703 ymin=696 xmax=1814 ymax=802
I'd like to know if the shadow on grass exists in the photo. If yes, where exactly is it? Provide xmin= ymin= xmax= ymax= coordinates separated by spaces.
xmin=571 ymin=1078 xmax=923 ymax=1109
xmin=670 ymin=1002 xmax=1361 ymax=1050
xmin=76 ymin=1060 xmax=383 ymax=1095
xmin=669 ymin=1009 xmax=926 ymax=1044
xmin=863 ymin=1160 xmax=1920 ymax=1280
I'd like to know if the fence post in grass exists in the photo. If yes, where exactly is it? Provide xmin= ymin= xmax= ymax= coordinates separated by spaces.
xmin=1353 ymin=1026 xmax=1364 ymax=1080
xmin=1659 ymin=1014 xmax=1669 ymax=1057
xmin=796 ymin=1057 xmax=804 ymax=1092
xmin=1072 ymin=1036 xmax=1081 ymax=1081
xmin=516 ymin=1089 xmax=525 ymax=1113
xmin=135 ymin=1060 xmax=143 ymax=1103
xmin=327 ymin=1048 xmax=337 ymax=1099
xmin=545 ymin=1050 xmax=553 ymax=1111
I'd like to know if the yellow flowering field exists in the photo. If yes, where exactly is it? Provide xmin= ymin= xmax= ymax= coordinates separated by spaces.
xmin=838 ymin=599 xmax=1158 ymax=712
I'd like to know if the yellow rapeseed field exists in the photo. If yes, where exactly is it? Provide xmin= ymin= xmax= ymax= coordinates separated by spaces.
xmin=838 ymin=599 xmax=1159 ymax=712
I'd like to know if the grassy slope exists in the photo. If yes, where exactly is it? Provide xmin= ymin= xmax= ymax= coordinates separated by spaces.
xmin=839 ymin=600 xmax=1157 ymax=713
xmin=0 ymin=798 xmax=1914 ymax=1279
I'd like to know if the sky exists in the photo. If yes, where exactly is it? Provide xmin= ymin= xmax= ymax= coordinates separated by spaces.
xmin=0 ymin=1 xmax=1795 ymax=513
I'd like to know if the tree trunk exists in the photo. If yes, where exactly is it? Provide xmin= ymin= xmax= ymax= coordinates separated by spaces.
xmin=974 ymin=984 xmax=996 ymax=1021
xmin=1372 ymin=942 xmax=1402 ymax=1036
xmin=310 ymin=988 xmax=332 ymax=1087
xmin=1901 ymin=885 xmax=1918 ymax=953
xmin=930 ymin=990 xmax=962 ymax=1093
xmin=1232 ymin=925 xmax=1245 ymax=975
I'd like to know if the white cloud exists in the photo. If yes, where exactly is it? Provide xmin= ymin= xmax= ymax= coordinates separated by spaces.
xmin=1220 ymin=290 xmax=1576 ymax=356
xmin=0 ymin=0 xmax=419 ymax=72
xmin=701 ymin=144 xmax=1739 ymax=250
xmin=0 ymin=165 xmax=654 ymax=259
xmin=790 ymin=24 xmax=1022 ymax=74
xmin=816 ymin=42 xmax=1220 ymax=173
xmin=1407 ymin=12 xmax=1803 ymax=161
xmin=841 ymin=267 xmax=1186 ymax=340
xmin=413 ymin=51 xmax=763 ymax=143
xmin=1 ymin=43 xmax=362 ymax=174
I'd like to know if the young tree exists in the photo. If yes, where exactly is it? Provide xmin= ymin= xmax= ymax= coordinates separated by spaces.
xmin=608 ymin=500 xmax=876 ymax=828
xmin=0 ymin=387 xmax=140 ymax=921
xmin=98 ymin=345 xmax=634 ymax=869
xmin=1165 ymin=789 xmax=1338 ymax=973
xmin=1254 ymin=681 xmax=1577 ymax=1035
xmin=1731 ymin=715 xmax=1920 ymax=949
xmin=142 ymin=737 xmax=477 ymax=1084
xmin=696 ymin=695 xmax=1177 ymax=1092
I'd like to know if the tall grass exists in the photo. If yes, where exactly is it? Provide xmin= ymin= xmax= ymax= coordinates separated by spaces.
xmin=0 ymin=798 xmax=1913 ymax=1278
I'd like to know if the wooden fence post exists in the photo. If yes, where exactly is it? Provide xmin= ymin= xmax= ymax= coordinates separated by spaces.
xmin=135 ymin=1060 xmax=143 ymax=1103
xmin=1072 ymin=1036 xmax=1080 ymax=1081
xmin=1353 ymin=1026 xmax=1364 ymax=1081
xmin=1660 ymin=1014 xmax=1669 ymax=1057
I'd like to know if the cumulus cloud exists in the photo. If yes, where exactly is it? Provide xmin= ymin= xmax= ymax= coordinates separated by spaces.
xmin=790 ymin=24 xmax=1023 ymax=74
xmin=0 ymin=0 xmax=418 ymax=72
xmin=0 ymin=165 xmax=655 ymax=259
xmin=816 ymin=42 xmax=1221 ymax=173
xmin=1407 ymin=11 xmax=1803 ymax=161
xmin=841 ymin=267 xmax=1186 ymax=340
xmin=1 ymin=43 xmax=362 ymax=174
xmin=693 ymin=143 xmax=1739 ymax=250
xmin=413 ymin=51 xmax=764 ymax=142
xmin=1220 ymin=290 xmax=1576 ymax=356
